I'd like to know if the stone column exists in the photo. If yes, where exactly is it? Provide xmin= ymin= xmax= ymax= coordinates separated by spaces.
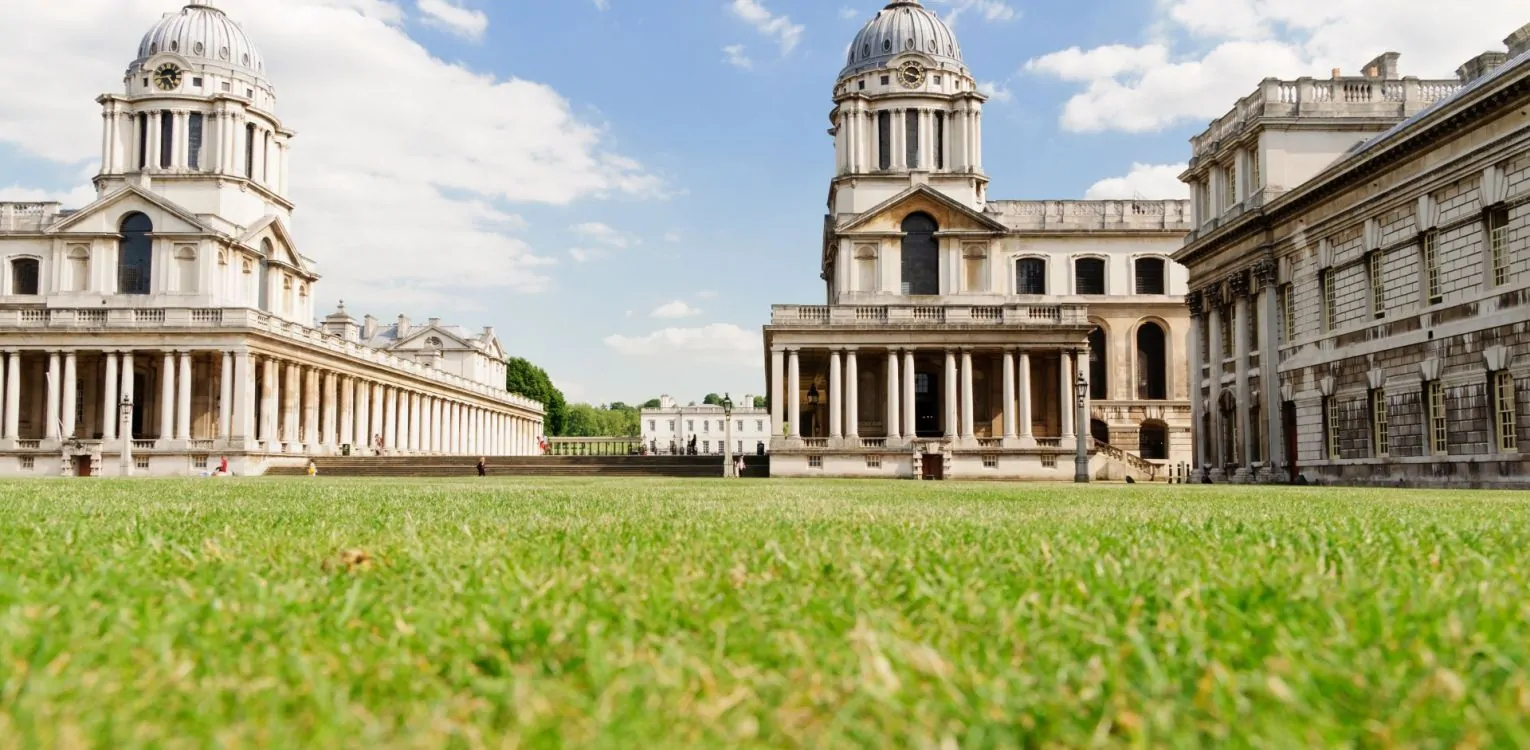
xmin=1207 ymin=288 xmax=1225 ymax=474
xmin=960 ymin=349 xmax=975 ymax=440
xmin=103 ymin=351 xmax=119 ymax=442
xmin=176 ymin=351 xmax=192 ymax=441
xmin=219 ymin=352 xmax=234 ymax=441
xmin=382 ymin=386 xmax=396 ymax=453
xmin=1232 ymin=274 xmax=1253 ymax=479
xmin=1255 ymin=262 xmax=1284 ymax=479
xmin=160 ymin=351 xmax=176 ymax=442
xmin=175 ymin=111 xmax=189 ymax=168
xmin=338 ymin=376 xmax=354 ymax=449
xmin=231 ymin=352 xmax=251 ymax=442
xmin=891 ymin=108 xmax=905 ymax=170
xmin=944 ymin=350 xmax=958 ymax=439
xmin=395 ymin=390 xmax=409 ymax=454
xmin=846 ymin=350 xmax=860 ymax=440
xmin=369 ymin=383 xmax=384 ymax=451
xmin=902 ymin=349 xmax=917 ymax=438
xmin=302 ymin=368 xmax=320 ymax=450
xmin=121 ymin=352 xmax=136 ymax=440
xmin=2 ymin=351 xmax=18 ymax=440
xmin=465 ymin=408 xmax=476 ymax=454
xmin=147 ymin=111 xmax=161 ymax=169
xmin=770 ymin=349 xmax=784 ymax=436
xmin=260 ymin=358 xmax=277 ymax=447
xmin=886 ymin=349 xmax=901 ymax=440
xmin=45 ymin=352 xmax=61 ymax=441
xmin=62 ymin=351 xmax=77 ymax=440
xmin=422 ymin=396 xmax=435 ymax=453
xmin=1060 ymin=352 xmax=1075 ymax=439
xmin=282 ymin=362 xmax=300 ymax=446
xmin=353 ymin=379 xmax=369 ymax=452
xmin=787 ymin=350 xmax=801 ymax=439
xmin=409 ymin=392 xmax=422 ymax=453
xmin=1018 ymin=351 xmax=1034 ymax=445
xmin=434 ymin=399 xmax=445 ymax=453
xmin=322 ymin=371 xmax=338 ymax=451
xmin=829 ymin=350 xmax=843 ymax=439
xmin=1002 ymin=350 xmax=1017 ymax=440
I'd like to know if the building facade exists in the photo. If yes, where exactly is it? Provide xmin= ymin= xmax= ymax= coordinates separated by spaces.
xmin=0 ymin=2 xmax=543 ymax=476
xmin=1175 ymin=23 xmax=1530 ymax=486
xmin=762 ymin=0 xmax=1193 ymax=480
xmin=640 ymin=396 xmax=772 ymax=456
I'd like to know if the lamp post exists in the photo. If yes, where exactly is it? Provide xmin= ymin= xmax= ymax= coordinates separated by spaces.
xmin=119 ymin=395 xmax=134 ymax=477
xmin=806 ymin=383 xmax=820 ymax=438
xmin=1074 ymin=372 xmax=1090 ymax=484
xmin=721 ymin=393 xmax=735 ymax=478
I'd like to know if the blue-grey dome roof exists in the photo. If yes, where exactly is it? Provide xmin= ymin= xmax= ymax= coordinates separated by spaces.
xmin=135 ymin=2 xmax=266 ymax=78
xmin=841 ymin=0 xmax=965 ymax=79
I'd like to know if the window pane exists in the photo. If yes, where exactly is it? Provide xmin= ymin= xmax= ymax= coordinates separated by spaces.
xmin=1075 ymin=258 xmax=1106 ymax=295
xmin=1134 ymin=258 xmax=1165 ymax=294
xmin=11 ymin=259 xmax=40 ymax=295
xmin=904 ymin=110 xmax=919 ymax=169
xmin=159 ymin=110 xmax=174 ymax=168
xmin=1016 ymin=258 xmax=1045 ymax=294
xmin=188 ymin=113 xmax=203 ymax=170
xmin=877 ymin=112 xmax=891 ymax=171
xmin=934 ymin=111 xmax=944 ymax=170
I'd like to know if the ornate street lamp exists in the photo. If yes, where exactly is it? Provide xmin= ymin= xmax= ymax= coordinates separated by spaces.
xmin=721 ymin=393 xmax=735 ymax=478
xmin=1074 ymin=372 xmax=1090 ymax=484
xmin=806 ymin=383 xmax=820 ymax=438
xmin=119 ymin=395 xmax=135 ymax=477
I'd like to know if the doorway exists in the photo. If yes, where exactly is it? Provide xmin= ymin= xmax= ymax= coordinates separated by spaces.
xmin=131 ymin=373 xmax=147 ymax=438
xmin=1282 ymin=401 xmax=1298 ymax=481
xmin=914 ymin=370 xmax=941 ymax=438
xmin=921 ymin=453 xmax=944 ymax=480
xmin=74 ymin=457 xmax=93 ymax=477
xmin=1090 ymin=418 xmax=1110 ymax=446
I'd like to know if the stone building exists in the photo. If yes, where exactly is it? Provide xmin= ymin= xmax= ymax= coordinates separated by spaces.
xmin=762 ymin=0 xmax=1193 ymax=480
xmin=1174 ymin=23 xmax=1530 ymax=486
xmin=639 ymin=395 xmax=772 ymax=456
xmin=0 ymin=1 xmax=543 ymax=476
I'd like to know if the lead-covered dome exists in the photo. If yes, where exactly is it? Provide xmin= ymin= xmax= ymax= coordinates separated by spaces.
xmin=135 ymin=2 xmax=266 ymax=78
xmin=841 ymin=0 xmax=965 ymax=79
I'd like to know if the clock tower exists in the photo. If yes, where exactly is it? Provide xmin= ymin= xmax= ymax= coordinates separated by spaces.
xmin=94 ymin=1 xmax=293 ymax=230
xmin=829 ymin=0 xmax=988 ymax=217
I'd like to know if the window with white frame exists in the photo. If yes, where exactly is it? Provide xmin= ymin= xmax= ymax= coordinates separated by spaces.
xmin=1320 ymin=268 xmax=1336 ymax=332
xmin=1427 ymin=380 xmax=1448 ymax=455
xmin=1280 ymin=283 xmax=1295 ymax=344
xmin=1495 ymin=371 xmax=1517 ymax=453
xmin=1074 ymin=257 xmax=1106 ymax=295
xmin=1489 ymin=207 xmax=1511 ymax=287
xmin=1422 ymin=230 xmax=1442 ymax=304
xmin=1371 ymin=389 xmax=1389 ymax=458
xmin=1134 ymin=257 xmax=1166 ymax=295
xmin=1325 ymin=397 xmax=1341 ymax=459
xmin=1015 ymin=257 xmax=1046 ymax=294
xmin=1367 ymin=251 xmax=1385 ymax=319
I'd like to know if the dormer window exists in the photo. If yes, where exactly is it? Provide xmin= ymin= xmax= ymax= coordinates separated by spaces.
xmin=426 ymin=336 xmax=443 ymax=350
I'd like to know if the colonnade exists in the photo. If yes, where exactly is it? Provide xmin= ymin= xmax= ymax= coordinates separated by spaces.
xmin=836 ymin=100 xmax=983 ymax=175
xmin=1187 ymin=260 xmax=1285 ymax=480
xmin=102 ymin=101 xmax=287 ymax=192
xmin=0 ymin=347 xmax=542 ymax=457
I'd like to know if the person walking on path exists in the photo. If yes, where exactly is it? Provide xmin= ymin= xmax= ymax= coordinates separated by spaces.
xmin=477 ymin=457 xmax=487 ymax=477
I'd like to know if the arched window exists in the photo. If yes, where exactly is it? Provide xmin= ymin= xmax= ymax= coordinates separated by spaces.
xmin=1135 ymin=256 xmax=1167 ymax=294
xmin=1016 ymin=257 xmax=1046 ymax=294
xmin=1075 ymin=257 xmax=1106 ymax=295
xmin=118 ymin=213 xmax=153 ymax=295
xmin=1139 ymin=420 xmax=1169 ymax=460
xmin=1090 ymin=418 xmax=1110 ymax=446
xmin=1087 ymin=326 xmax=1108 ymax=400
xmin=900 ymin=213 xmax=939 ymax=295
xmin=1136 ymin=321 xmax=1167 ymax=400
xmin=10 ymin=258 xmax=40 ymax=295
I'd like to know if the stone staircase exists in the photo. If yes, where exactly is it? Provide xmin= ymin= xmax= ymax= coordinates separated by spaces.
xmin=1090 ymin=439 xmax=1165 ymax=482
xmin=265 ymin=454 xmax=771 ymax=479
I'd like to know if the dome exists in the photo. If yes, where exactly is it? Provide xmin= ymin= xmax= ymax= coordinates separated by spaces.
xmin=135 ymin=2 xmax=266 ymax=78
xmin=840 ymin=0 xmax=965 ymax=79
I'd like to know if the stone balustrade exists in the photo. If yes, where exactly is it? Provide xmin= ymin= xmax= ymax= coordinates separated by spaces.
xmin=0 ymin=202 xmax=65 ymax=232
xmin=985 ymin=199 xmax=1192 ymax=231
xmin=770 ymin=303 xmax=1090 ymax=326
xmin=0 ymin=306 xmax=539 ymax=411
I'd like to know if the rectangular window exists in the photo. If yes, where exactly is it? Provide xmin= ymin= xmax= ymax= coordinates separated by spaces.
xmin=1016 ymin=258 xmax=1046 ymax=294
xmin=1321 ymin=268 xmax=1336 ymax=332
xmin=1280 ymin=283 xmax=1295 ymax=343
xmin=245 ymin=123 xmax=257 ymax=178
xmin=19 ymin=457 xmax=34 ymax=471
xmin=703 ymin=421 xmax=709 ymax=433
xmin=1428 ymin=380 xmax=1448 ymax=455
xmin=1326 ymin=397 xmax=1341 ymax=460
xmin=1222 ymin=164 xmax=1236 ymax=209
xmin=687 ymin=420 xmax=694 ymax=431
xmin=159 ymin=110 xmax=174 ymax=168
xmin=865 ymin=456 xmax=881 ymax=469
xmin=1134 ymin=257 xmax=1166 ymax=295
xmin=137 ymin=113 xmax=148 ymax=170
xmin=1496 ymin=371 xmax=1518 ymax=453
xmin=1371 ymin=389 xmax=1389 ymax=458
xmin=187 ymin=113 xmax=203 ymax=171
xmin=1041 ymin=454 xmax=1057 ymax=469
xmin=1074 ymin=257 xmax=1105 ymax=295
xmin=756 ymin=420 xmax=763 ymax=432
xmin=667 ymin=420 xmax=674 ymax=430
xmin=736 ymin=420 xmax=743 ymax=431
xmin=1490 ymin=207 xmax=1511 ymax=287
xmin=877 ymin=112 xmax=891 ymax=171
xmin=808 ymin=455 xmax=823 ymax=469
xmin=1422 ymin=230 xmax=1442 ymax=304
xmin=1249 ymin=149 xmax=1261 ymax=195
xmin=934 ymin=111 xmax=945 ymax=170
xmin=982 ymin=455 xmax=999 ymax=469
xmin=703 ymin=441 xmax=710 ymax=453
xmin=192 ymin=77 xmax=204 ymax=88
xmin=905 ymin=110 xmax=920 ymax=169
xmin=1367 ymin=251 xmax=1385 ymax=319
xmin=648 ymin=421 xmax=655 ymax=431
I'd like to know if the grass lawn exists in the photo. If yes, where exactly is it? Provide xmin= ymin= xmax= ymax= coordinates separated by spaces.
xmin=1 ymin=479 xmax=1528 ymax=747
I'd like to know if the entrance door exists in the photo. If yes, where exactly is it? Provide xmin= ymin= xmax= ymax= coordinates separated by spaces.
xmin=921 ymin=453 xmax=944 ymax=480
xmin=1282 ymin=401 xmax=1298 ymax=481
xmin=1090 ymin=418 xmax=1110 ymax=446
xmin=914 ymin=371 xmax=941 ymax=438
xmin=74 ymin=457 xmax=92 ymax=477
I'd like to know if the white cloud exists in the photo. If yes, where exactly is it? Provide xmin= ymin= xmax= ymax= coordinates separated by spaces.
xmin=415 ymin=0 xmax=487 ymax=41
xmin=934 ymin=0 xmax=1018 ymax=26
xmin=977 ymin=80 xmax=1012 ymax=103
xmin=0 ymin=0 xmax=660 ymax=308
xmin=604 ymin=323 xmax=761 ymax=367
xmin=592 ymin=0 xmax=609 ymax=9
xmin=568 ymin=248 xmax=598 ymax=263
xmin=729 ymin=0 xmax=804 ymax=55
xmin=1083 ymin=163 xmax=1191 ymax=200
xmin=723 ymin=44 xmax=754 ymax=70
xmin=695 ymin=290 xmax=719 ymax=299
xmin=0 ymin=183 xmax=97 ymax=207
xmin=571 ymin=221 xmax=637 ymax=248
xmin=839 ymin=7 xmax=860 ymax=20
xmin=1025 ymin=0 xmax=1529 ymax=134
xmin=650 ymin=300 xmax=704 ymax=319
xmin=663 ymin=231 xmax=682 ymax=243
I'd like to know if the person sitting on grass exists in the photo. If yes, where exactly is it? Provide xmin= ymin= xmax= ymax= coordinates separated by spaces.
xmin=307 ymin=460 xmax=318 ymax=478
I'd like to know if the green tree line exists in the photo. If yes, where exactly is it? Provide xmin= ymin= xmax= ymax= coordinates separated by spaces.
xmin=506 ymin=358 xmax=764 ymax=437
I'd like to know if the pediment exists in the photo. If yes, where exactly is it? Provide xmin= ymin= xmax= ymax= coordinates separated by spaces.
xmin=394 ymin=325 xmax=474 ymax=351
xmin=837 ymin=184 xmax=1009 ymax=235
xmin=238 ymin=216 xmax=312 ymax=275
xmin=47 ymin=185 xmax=214 ymax=236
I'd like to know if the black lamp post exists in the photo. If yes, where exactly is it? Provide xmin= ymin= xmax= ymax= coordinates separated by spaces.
xmin=721 ymin=393 xmax=735 ymax=477
xmin=1074 ymin=372 xmax=1090 ymax=483
xmin=806 ymin=383 xmax=820 ymax=438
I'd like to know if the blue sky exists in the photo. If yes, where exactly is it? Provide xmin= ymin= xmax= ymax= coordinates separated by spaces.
xmin=3 ymin=0 xmax=1525 ymax=405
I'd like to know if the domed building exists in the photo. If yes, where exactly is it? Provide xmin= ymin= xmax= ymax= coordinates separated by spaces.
xmin=0 ymin=1 xmax=544 ymax=476
xmin=763 ymin=0 xmax=1195 ymax=480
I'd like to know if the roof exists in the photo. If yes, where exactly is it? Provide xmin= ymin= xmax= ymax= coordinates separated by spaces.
xmin=840 ymin=1 xmax=965 ymax=80
xmin=1348 ymin=47 xmax=1530 ymax=161
xmin=136 ymin=2 xmax=266 ymax=80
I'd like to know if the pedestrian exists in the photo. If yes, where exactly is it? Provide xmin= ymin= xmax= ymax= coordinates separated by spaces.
xmin=734 ymin=453 xmax=745 ymax=477
xmin=477 ymin=457 xmax=487 ymax=477
xmin=218 ymin=455 xmax=229 ymax=476
xmin=306 ymin=460 xmax=318 ymax=477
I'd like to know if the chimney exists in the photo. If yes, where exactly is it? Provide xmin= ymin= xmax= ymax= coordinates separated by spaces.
xmin=396 ymin=314 xmax=410 ymax=338
xmin=1508 ymin=22 xmax=1530 ymax=57
xmin=361 ymin=314 xmax=378 ymax=341
xmin=1359 ymin=52 xmax=1400 ymax=80
xmin=482 ymin=326 xmax=495 ymax=340
xmin=1457 ymin=51 xmax=1509 ymax=83
xmin=427 ymin=317 xmax=441 ymax=327
xmin=1331 ymin=67 xmax=1341 ymax=79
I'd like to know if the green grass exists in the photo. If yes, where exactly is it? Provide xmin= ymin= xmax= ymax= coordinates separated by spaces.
xmin=1 ymin=479 xmax=1529 ymax=748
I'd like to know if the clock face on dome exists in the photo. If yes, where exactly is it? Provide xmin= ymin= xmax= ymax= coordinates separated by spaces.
xmin=898 ymin=61 xmax=926 ymax=88
xmin=153 ymin=63 xmax=183 ymax=91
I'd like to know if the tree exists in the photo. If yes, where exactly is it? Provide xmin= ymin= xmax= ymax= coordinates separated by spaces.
xmin=703 ymin=393 xmax=724 ymax=406
xmin=505 ymin=357 xmax=567 ymax=436
xmin=640 ymin=398 xmax=662 ymax=409
xmin=753 ymin=396 xmax=767 ymax=409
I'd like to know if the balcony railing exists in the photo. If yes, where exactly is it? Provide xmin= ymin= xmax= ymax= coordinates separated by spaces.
xmin=771 ymin=304 xmax=1091 ymax=327
xmin=0 ymin=307 xmax=543 ymax=412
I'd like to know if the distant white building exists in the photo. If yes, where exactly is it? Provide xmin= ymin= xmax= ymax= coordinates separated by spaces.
xmin=640 ymin=395 xmax=772 ymax=456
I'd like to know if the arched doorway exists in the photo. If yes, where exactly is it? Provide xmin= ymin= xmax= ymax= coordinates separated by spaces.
xmin=1137 ymin=321 xmax=1167 ymax=400
xmin=900 ymin=213 xmax=938 ymax=295
xmin=1090 ymin=418 xmax=1110 ymax=446
xmin=1088 ymin=326 xmax=1108 ymax=400
xmin=1139 ymin=420 xmax=1169 ymax=460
